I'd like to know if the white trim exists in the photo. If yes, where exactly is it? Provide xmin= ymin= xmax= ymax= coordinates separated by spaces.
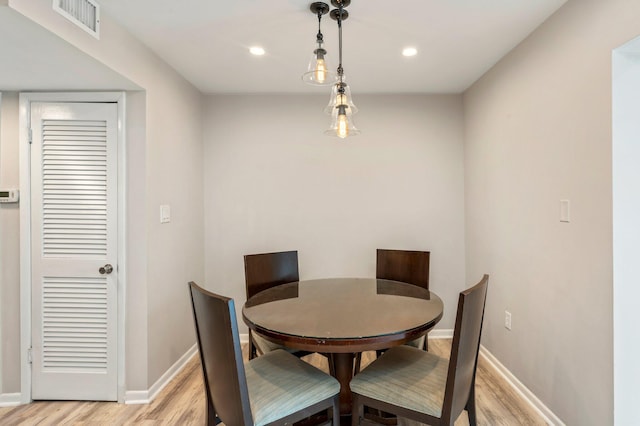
xmin=19 ymin=92 xmax=127 ymax=404
xmin=427 ymin=328 xmax=454 ymax=339
xmin=19 ymin=94 xmax=32 ymax=404
xmin=116 ymin=94 xmax=127 ymax=403
xmin=0 ymin=393 xmax=22 ymax=407
xmin=123 ymin=390 xmax=149 ymax=405
xmin=239 ymin=333 xmax=249 ymax=344
xmin=479 ymin=345 xmax=565 ymax=426
xmin=0 ymin=91 xmax=4 ymax=401
xmin=125 ymin=343 xmax=198 ymax=405
xmin=0 ymin=91 xmax=3 ymax=394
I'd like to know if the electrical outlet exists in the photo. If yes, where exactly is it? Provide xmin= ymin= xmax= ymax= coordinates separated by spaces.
xmin=505 ymin=311 xmax=512 ymax=330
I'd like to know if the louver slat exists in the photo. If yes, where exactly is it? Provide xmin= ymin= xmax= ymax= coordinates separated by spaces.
xmin=41 ymin=119 xmax=107 ymax=257
xmin=54 ymin=0 xmax=100 ymax=38
xmin=42 ymin=277 xmax=108 ymax=372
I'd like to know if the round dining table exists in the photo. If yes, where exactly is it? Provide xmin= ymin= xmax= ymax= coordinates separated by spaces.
xmin=242 ymin=277 xmax=444 ymax=424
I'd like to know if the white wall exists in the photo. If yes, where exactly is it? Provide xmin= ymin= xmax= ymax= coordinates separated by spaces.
xmin=145 ymin=85 xmax=203 ymax=384
xmin=464 ymin=1 xmax=640 ymax=424
xmin=612 ymin=39 xmax=640 ymax=425
xmin=203 ymin=94 xmax=467 ymax=332
xmin=5 ymin=0 xmax=205 ymax=392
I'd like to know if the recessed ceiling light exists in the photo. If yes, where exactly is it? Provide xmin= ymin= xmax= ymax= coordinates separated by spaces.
xmin=249 ymin=46 xmax=265 ymax=56
xmin=402 ymin=47 xmax=418 ymax=57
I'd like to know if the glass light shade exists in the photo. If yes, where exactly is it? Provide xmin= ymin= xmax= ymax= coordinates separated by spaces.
xmin=324 ymin=81 xmax=358 ymax=115
xmin=302 ymin=47 xmax=337 ymax=86
xmin=324 ymin=106 xmax=360 ymax=138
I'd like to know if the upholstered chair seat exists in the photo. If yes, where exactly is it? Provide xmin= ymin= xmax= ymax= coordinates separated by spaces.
xmin=350 ymin=345 xmax=448 ymax=417
xmin=246 ymin=349 xmax=340 ymax=426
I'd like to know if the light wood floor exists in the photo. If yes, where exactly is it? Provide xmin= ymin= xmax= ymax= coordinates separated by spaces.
xmin=0 ymin=339 xmax=546 ymax=425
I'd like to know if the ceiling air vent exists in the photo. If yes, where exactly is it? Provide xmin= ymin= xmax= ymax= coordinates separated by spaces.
xmin=53 ymin=0 xmax=101 ymax=39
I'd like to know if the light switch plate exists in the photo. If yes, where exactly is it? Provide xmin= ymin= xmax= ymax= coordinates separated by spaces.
xmin=160 ymin=204 xmax=171 ymax=223
xmin=560 ymin=199 xmax=570 ymax=223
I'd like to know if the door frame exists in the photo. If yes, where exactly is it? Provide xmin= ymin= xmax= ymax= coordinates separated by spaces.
xmin=19 ymin=92 xmax=127 ymax=403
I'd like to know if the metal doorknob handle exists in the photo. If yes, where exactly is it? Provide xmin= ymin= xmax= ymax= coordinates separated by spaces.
xmin=99 ymin=264 xmax=113 ymax=275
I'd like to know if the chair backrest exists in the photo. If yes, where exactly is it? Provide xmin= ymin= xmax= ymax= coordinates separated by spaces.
xmin=376 ymin=249 xmax=430 ymax=290
xmin=441 ymin=275 xmax=489 ymax=424
xmin=189 ymin=281 xmax=253 ymax=425
xmin=244 ymin=250 xmax=299 ymax=299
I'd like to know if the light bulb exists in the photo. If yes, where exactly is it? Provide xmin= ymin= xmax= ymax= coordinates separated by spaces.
xmin=325 ymin=105 xmax=359 ymax=138
xmin=337 ymin=112 xmax=349 ymax=138
xmin=315 ymin=58 xmax=327 ymax=83
xmin=336 ymin=91 xmax=347 ymax=107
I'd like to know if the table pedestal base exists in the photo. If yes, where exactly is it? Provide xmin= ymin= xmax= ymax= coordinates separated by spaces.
xmin=331 ymin=352 xmax=355 ymax=424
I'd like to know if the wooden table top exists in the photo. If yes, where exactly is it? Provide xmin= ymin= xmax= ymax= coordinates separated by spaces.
xmin=242 ymin=277 xmax=444 ymax=353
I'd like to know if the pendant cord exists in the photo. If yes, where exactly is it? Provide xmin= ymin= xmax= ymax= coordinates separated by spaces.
xmin=316 ymin=10 xmax=323 ymax=43
xmin=337 ymin=2 xmax=344 ymax=81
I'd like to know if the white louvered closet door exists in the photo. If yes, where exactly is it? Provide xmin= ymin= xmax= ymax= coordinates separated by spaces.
xmin=30 ymin=102 xmax=118 ymax=401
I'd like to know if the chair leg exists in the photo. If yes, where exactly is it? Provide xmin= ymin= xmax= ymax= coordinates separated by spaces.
xmin=465 ymin=381 xmax=477 ymax=426
xmin=352 ymin=395 xmax=363 ymax=426
xmin=206 ymin=396 xmax=219 ymax=425
xmin=328 ymin=354 xmax=336 ymax=376
xmin=353 ymin=352 xmax=362 ymax=375
xmin=248 ymin=331 xmax=257 ymax=360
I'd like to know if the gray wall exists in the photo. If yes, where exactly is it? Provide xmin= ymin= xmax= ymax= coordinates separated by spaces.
xmin=5 ymin=0 xmax=640 ymax=422
xmin=0 ymin=92 xmax=20 ymax=393
xmin=203 ymin=94 xmax=467 ymax=332
xmin=2 ymin=1 xmax=205 ymax=392
xmin=463 ymin=1 xmax=640 ymax=424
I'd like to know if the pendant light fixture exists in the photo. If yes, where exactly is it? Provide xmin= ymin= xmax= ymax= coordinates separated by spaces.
xmin=324 ymin=79 xmax=358 ymax=115
xmin=302 ymin=2 xmax=337 ymax=86
xmin=324 ymin=0 xmax=360 ymax=138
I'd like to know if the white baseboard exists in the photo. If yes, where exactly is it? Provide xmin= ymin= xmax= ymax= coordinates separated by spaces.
xmin=123 ymin=390 xmax=149 ymax=405
xmin=428 ymin=328 xmax=454 ymax=339
xmin=0 ymin=393 xmax=22 ymax=407
xmin=125 ymin=343 xmax=198 ymax=405
xmin=479 ymin=345 xmax=565 ymax=426
xmin=430 ymin=330 xmax=563 ymax=426
xmin=120 ymin=331 xmax=562 ymax=425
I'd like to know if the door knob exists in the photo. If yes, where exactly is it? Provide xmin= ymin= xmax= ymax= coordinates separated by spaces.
xmin=99 ymin=264 xmax=114 ymax=275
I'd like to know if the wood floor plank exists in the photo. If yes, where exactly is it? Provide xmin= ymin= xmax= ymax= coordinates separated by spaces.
xmin=0 ymin=340 xmax=546 ymax=425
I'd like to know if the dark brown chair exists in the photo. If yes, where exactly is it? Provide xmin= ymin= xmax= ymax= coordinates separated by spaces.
xmin=245 ymin=250 xmax=300 ymax=300
xmin=189 ymin=281 xmax=340 ymax=426
xmin=377 ymin=249 xmax=431 ymax=351
xmin=354 ymin=249 xmax=432 ymax=376
xmin=244 ymin=250 xmax=307 ymax=360
xmin=350 ymin=275 xmax=489 ymax=426
xmin=376 ymin=249 xmax=430 ymax=290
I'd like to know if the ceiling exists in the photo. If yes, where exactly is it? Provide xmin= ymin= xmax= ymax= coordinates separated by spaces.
xmin=0 ymin=6 xmax=139 ymax=91
xmin=98 ymin=0 xmax=567 ymax=94
xmin=0 ymin=1 xmax=567 ymax=94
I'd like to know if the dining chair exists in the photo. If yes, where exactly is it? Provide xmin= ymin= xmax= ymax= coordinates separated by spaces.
xmin=349 ymin=274 xmax=489 ymax=426
xmin=376 ymin=248 xmax=431 ymax=351
xmin=376 ymin=248 xmax=430 ymax=289
xmin=244 ymin=250 xmax=309 ymax=360
xmin=354 ymin=249 xmax=432 ymax=375
xmin=189 ymin=281 xmax=340 ymax=426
